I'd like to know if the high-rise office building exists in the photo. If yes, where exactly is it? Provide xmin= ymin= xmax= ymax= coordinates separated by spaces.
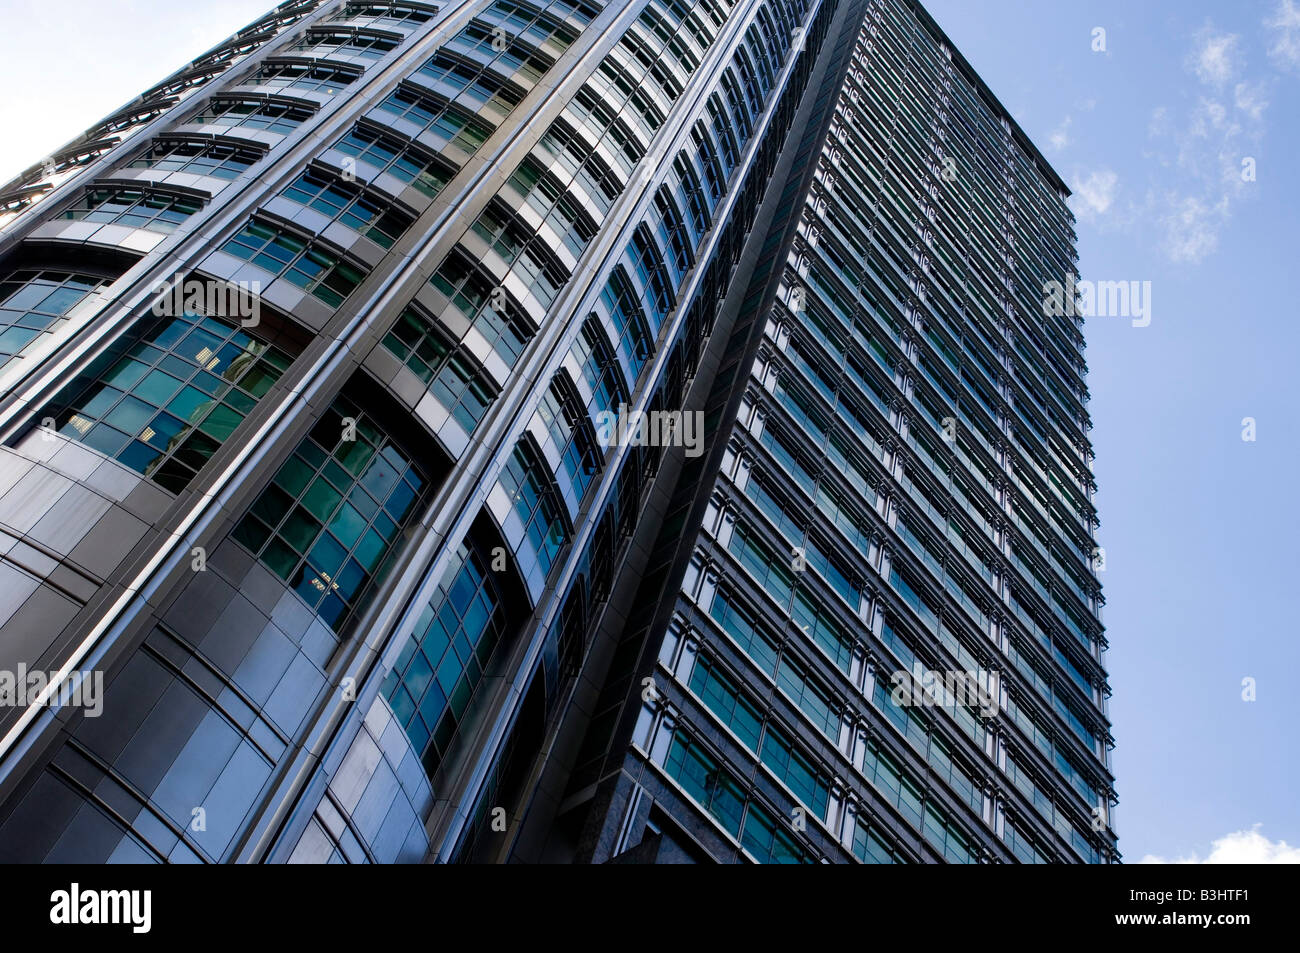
xmin=0 ymin=0 xmax=1115 ymax=864
xmin=517 ymin=0 xmax=1119 ymax=864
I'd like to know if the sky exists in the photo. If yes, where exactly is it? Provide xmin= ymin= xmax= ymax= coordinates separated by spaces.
xmin=0 ymin=0 xmax=1296 ymax=864
xmin=0 ymin=0 xmax=273 ymax=184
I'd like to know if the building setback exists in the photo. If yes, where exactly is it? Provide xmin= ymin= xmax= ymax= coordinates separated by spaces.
xmin=0 ymin=0 xmax=1115 ymax=864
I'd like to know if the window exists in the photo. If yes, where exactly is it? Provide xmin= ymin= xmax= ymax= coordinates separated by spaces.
xmin=289 ymin=28 xmax=400 ymax=60
xmin=381 ymin=305 xmax=498 ymax=431
xmin=662 ymin=734 xmax=745 ymax=837
xmin=0 ymin=269 xmax=111 ymax=371
xmin=535 ymin=378 xmax=601 ymax=513
xmin=61 ymin=187 xmax=203 ymax=234
xmin=222 ymin=220 xmax=366 ymax=306
xmin=499 ymin=440 xmax=569 ymax=586
xmin=48 ymin=311 xmax=291 ymax=493
xmin=741 ymin=802 xmax=810 ymax=864
xmin=774 ymin=652 xmax=838 ymax=738
xmin=852 ymin=820 xmax=903 ymax=864
xmin=689 ymin=655 xmax=762 ymax=752
xmin=470 ymin=198 xmax=534 ymax=263
xmin=416 ymin=52 xmax=525 ymax=121
xmin=638 ymin=0 xmax=706 ymax=74
xmin=552 ymin=0 xmax=599 ymax=24
xmin=727 ymin=520 xmax=795 ymax=608
xmin=692 ymin=125 xmax=726 ymax=202
xmin=759 ymin=724 xmax=829 ymax=820
xmin=506 ymin=155 xmax=563 ymax=218
xmin=620 ymin=29 xmax=683 ymax=102
xmin=376 ymin=87 xmax=493 ymax=155
xmin=538 ymin=179 xmax=600 ymax=258
xmin=710 ymin=591 xmax=780 ymax=677
xmin=127 ymin=139 xmax=263 ymax=180
xmin=568 ymin=88 xmax=642 ymax=178
xmin=569 ymin=318 xmax=626 ymax=419
xmin=600 ymin=266 xmax=651 ymax=381
xmin=280 ymin=169 xmax=413 ymax=248
xmin=532 ymin=119 xmax=621 ymax=213
xmin=381 ymin=540 xmax=512 ymax=777
xmin=447 ymin=22 xmax=555 ymax=88
xmin=189 ymin=98 xmax=315 ymax=136
xmin=1004 ymin=817 xmax=1049 ymax=864
xmin=594 ymin=58 xmax=665 ymax=141
xmin=657 ymin=726 xmax=815 ymax=863
xmin=630 ymin=226 xmax=675 ymax=327
xmin=248 ymin=61 xmax=360 ymax=95
xmin=429 ymin=247 xmax=533 ymax=362
xmin=333 ymin=125 xmax=453 ymax=197
xmin=232 ymin=397 xmax=426 ymax=631
xmin=673 ymin=152 xmax=711 ymax=238
xmin=653 ymin=187 xmax=695 ymax=280
xmin=336 ymin=2 xmax=437 ymax=29
xmin=792 ymin=589 xmax=856 ymax=676
xmin=889 ymin=564 xmax=939 ymax=633
xmin=480 ymin=0 xmax=580 ymax=52
xmin=709 ymin=91 xmax=742 ymax=169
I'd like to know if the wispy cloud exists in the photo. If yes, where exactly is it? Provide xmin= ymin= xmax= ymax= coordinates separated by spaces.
xmin=1133 ymin=23 xmax=1271 ymax=264
xmin=1049 ymin=116 xmax=1072 ymax=151
xmin=1159 ymin=194 xmax=1228 ymax=263
xmin=1070 ymin=169 xmax=1118 ymax=222
xmin=1140 ymin=826 xmax=1300 ymax=864
xmin=1233 ymin=81 xmax=1270 ymax=120
xmin=1190 ymin=28 xmax=1242 ymax=86
xmin=1264 ymin=0 xmax=1300 ymax=71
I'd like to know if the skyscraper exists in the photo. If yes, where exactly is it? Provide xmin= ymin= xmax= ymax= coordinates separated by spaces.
xmin=0 ymin=0 xmax=1114 ymax=865
xmin=514 ymin=0 xmax=1118 ymax=864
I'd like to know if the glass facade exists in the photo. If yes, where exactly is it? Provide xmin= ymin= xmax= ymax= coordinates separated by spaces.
xmin=381 ymin=305 xmax=499 ymax=432
xmin=603 ymin=0 xmax=1114 ymax=864
xmin=280 ymin=169 xmax=415 ymax=248
xmin=127 ymin=138 xmax=265 ymax=180
xmin=0 ymin=268 xmax=111 ymax=370
xmin=0 ymin=0 xmax=1111 ymax=867
xmin=49 ymin=311 xmax=292 ymax=492
xmin=188 ymin=98 xmax=318 ymax=136
xmin=381 ymin=541 xmax=514 ymax=777
xmin=232 ymin=396 xmax=427 ymax=632
xmin=332 ymin=126 xmax=453 ymax=198
xmin=59 ymin=186 xmax=205 ymax=234
xmin=222 ymin=219 xmax=368 ymax=306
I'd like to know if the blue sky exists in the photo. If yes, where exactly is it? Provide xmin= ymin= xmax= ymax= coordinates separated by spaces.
xmin=0 ymin=0 xmax=1296 ymax=864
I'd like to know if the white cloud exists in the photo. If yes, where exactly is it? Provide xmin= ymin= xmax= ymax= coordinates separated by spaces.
xmin=1139 ymin=826 xmax=1300 ymax=864
xmin=1070 ymin=169 xmax=1118 ymax=221
xmin=1188 ymin=97 xmax=1231 ymax=138
xmin=1233 ymin=81 xmax=1269 ymax=120
xmin=1265 ymin=0 xmax=1300 ymax=71
xmin=1125 ymin=27 xmax=1271 ymax=264
xmin=1191 ymin=28 xmax=1241 ymax=86
xmin=1159 ymin=194 xmax=1228 ymax=264
xmin=1049 ymin=116 xmax=1072 ymax=151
